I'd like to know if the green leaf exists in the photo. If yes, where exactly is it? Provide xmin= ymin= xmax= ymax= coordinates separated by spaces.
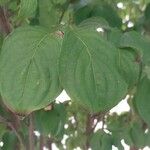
xmin=2 ymin=132 xmax=18 ymax=150
xmin=118 ymin=48 xmax=140 ymax=88
xmin=112 ymin=135 xmax=124 ymax=150
xmin=53 ymin=0 xmax=67 ymax=5
xmin=144 ymin=65 xmax=150 ymax=79
xmin=74 ymin=5 xmax=93 ymax=25
xmin=74 ymin=3 xmax=122 ymax=28
xmin=134 ymin=76 xmax=150 ymax=126
xmin=39 ymin=0 xmax=60 ymax=31
xmin=0 ymin=0 xmax=10 ymax=6
xmin=106 ymin=112 xmax=133 ymax=146
xmin=90 ymin=132 xmax=103 ymax=150
xmin=90 ymin=3 xmax=122 ymax=28
xmin=18 ymin=0 xmax=37 ymax=19
xmin=78 ymin=17 xmax=110 ymax=30
xmin=60 ymin=26 xmax=128 ymax=113
xmin=145 ymin=3 xmax=150 ymax=19
xmin=107 ymin=30 xmax=140 ymax=87
xmin=0 ymin=100 xmax=11 ymax=119
xmin=119 ymin=31 xmax=150 ymax=64
xmin=0 ymin=124 xmax=7 ymax=140
xmin=107 ymin=29 xmax=122 ymax=47
xmin=101 ymin=134 xmax=112 ymax=150
xmin=145 ymin=131 xmax=150 ymax=146
xmin=34 ymin=103 xmax=66 ymax=139
xmin=90 ymin=132 xmax=112 ymax=150
xmin=130 ymin=121 xmax=146 ymax=148
xmin=107 ymin=113 xmax=130 ymax=132
xmin=0 ymin=26 xmax=62 ymax=115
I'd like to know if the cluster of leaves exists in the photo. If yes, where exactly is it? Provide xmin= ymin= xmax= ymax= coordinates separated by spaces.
xmin=0 ymin=0 xmax=150 ymax=149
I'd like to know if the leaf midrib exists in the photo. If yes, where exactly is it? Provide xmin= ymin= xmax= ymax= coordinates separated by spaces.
xmin=19 ymin=34 xmax=48 ymax=102
xmin=71 ymin=30 xmax=98 ymax=109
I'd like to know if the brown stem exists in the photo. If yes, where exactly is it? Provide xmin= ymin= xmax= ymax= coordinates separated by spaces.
xmin=130 ymin=146 xmax=138 ymax=150
xmin=84 ymin=112 xmax=107 ymax=150
xmin=40 ymin=135 xmax=44 ymax=150
xmin=46 ymin=138 xmax=52 ymax=150
xmin=0 ymin=6 xmax=11 ymax=35
xmin=29 ymin=114 xmax=34 ymax=150
xmin=58 ymin=0 xmax=70 ymax=24
xmin=85 ymin=114 xmax=93 ymax=150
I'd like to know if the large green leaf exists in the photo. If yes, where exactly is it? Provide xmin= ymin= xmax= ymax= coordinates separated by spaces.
xmin=18 ymin=0 xmax=37 ymax=19
xmin=0 ymin=26 xmax=62 ymax=115
xmin=34 ymin=103 xmax=66 ymax=139
xmin=134 ymin=76 xmax=150 ymax=126
xmin=60 ymin=26 xmax=128 ymax=113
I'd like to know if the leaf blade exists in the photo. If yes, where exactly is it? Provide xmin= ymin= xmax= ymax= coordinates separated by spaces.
xmin=0 ymin=26 xmax=62 ymax=114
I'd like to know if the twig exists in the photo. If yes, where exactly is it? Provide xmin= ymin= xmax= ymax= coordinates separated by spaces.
xmin=0 ymin=6 xmax=11 ymax=35
xmin=46 ymin=137 xmax=52 ymax=150
xmin=29 ymin=113 xmax=34 ymax=150
xmin=85 ymin=114 xmax=93 ymax=149
xmin=40 ymin=135 xmax=44 ymax=150
xmin=130 ymin=146 xmax=138 ymax=150
xmin=58 ymin=0 xmax=70 ymax=24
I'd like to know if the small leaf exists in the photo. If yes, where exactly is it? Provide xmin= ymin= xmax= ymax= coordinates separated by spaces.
xmin=90 ymin=3 xmax=122 ymax=28
xmin=90 ymin=132 xmax=112 ymax=150
xmin=90 ymin=132 xmax=103 ymax=150
xmin=34 ymin=103 xmax=66 ymax=139
xmin=39 ymin=0 xmax=60 ymax=31
xmin=74 ymin=2 xmax=122 ymax=28
xmin=0 ymin=26 xmax=62 ymax=114
xmin=119 ymin=31 xmax=150 ymax=64
xmin=107 ymin=29 xmax=122 ymax=46
xmin=74 ymin=5 xmax=93 ymax=25
xmin=145 ymin=3 xmax=150 ymax=19
xmin=78 ymin=17 xmax=110 ymax=34
xmin=18 ymin=0 xmax=37 ymax=19
xmin=130 ymin=121 xmax=146 ymax=148
xmin=0 ymin=124 xmax=7 ymax=139
xmin=2 ymin=132 xmax=18 ymax=150
xmin=0 ymin=0 xmax=10 ymax=6
xmin=112 ymin=135 xmax=124 ymax=150
xmin=118 ymin=48 xmax=140 ymax=88
xmin=134 ymin=76 xmax=150 ymax=126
